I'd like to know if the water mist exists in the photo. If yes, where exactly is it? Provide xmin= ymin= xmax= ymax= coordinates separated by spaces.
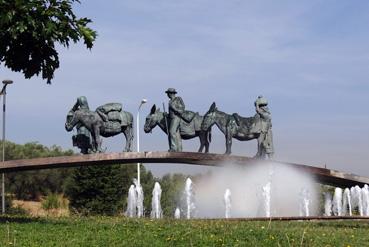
xmin=194 ymin=162 xmax=317 ymax=218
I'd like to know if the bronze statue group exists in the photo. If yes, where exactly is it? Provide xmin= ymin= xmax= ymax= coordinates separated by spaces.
xmin=65 ymin=88 xmax=274 ymax=159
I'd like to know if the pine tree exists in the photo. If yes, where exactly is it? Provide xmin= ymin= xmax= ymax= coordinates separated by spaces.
xmin=66 ymin=164 xmax=124 ymax=215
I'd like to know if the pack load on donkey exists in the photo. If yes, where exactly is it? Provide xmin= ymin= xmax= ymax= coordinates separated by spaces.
xmin=96 ymin=103 xmax=130 ymax=133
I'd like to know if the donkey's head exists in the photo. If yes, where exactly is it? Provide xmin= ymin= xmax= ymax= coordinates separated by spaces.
xmin=65 ymin=110 xmax=77 ymax=131
xmin=144 ymin=104 xmax=162 ymax=133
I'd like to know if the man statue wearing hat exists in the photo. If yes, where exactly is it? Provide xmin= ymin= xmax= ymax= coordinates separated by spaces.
xmin=253 ymin=95 xmax=274 ymax=159
xmin=166 ymin=88 xmax=185 ymax=152
xmin=69 ymin=96 xmax=93 ymax=154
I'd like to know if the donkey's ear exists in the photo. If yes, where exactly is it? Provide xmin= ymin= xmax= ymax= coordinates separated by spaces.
xmin=210 ymin=102 xmax=216 ymax=111
xmin=156 ymin=107 xmax=160 ymax=113
xmin=150 ymin=104 xmax=156 ymax=114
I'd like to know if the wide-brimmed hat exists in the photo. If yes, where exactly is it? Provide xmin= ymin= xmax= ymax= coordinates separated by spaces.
xmin=165 ymin=88 xmax=177 ymax=94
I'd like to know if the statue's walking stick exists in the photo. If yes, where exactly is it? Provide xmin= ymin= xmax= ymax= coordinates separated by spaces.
xmin=162 ymin=102 xmax=171 ymax=150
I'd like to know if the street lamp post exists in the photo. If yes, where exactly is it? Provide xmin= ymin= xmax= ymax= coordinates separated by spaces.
xmin=1 ymin=79 xmax=13 ymax=214
xmin=136 ymin=98 xmax=147 ymax=186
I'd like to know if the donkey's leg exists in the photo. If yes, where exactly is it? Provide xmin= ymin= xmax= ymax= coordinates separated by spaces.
xmin=122 ymin=128 xmax=128 ymax=152
xmin=90 ymin=131 xmax=98 ymax=153
xmin=225 ymin=127 xmax=232 ymax=155
xmin=123 ymin=126 xmax=134 ymax=152
xmin=204 ymin=130 xmax=210 ymax=153
xmin=128 ymin=126 xmax=134 ymax=151
xmin=198 ymin=132 xmax=205 ymax=153
xmin=93 ymin=126 xmax=103 ymax=153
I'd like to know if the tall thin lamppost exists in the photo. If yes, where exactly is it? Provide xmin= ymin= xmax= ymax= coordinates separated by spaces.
xmin=136 ymin=98 xmax=147 ymax=186
xmin=1 ymin=79 xmax=13 ymax=214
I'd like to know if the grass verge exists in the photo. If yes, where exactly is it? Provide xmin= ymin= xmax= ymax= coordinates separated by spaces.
xmin=0 ymin=216 xmax=368 ymax=246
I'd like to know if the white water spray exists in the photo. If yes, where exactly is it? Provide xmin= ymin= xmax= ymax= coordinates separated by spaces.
xmin=342 ymin=188 xmax=352 ymax=216
xmin=351 ymin=186 xmax=363 ymax=216
xmin=261 ymin=165 xmax=274 ymax=217
xmin=150 ymin=182 xmax=162 ymax=219
xmin=195 ymin=162 xmax=317 ymax=218
xmin=333 ymin=187 xmax=342 ymax=216
xmin=299 ymin=188 xmax=310 ymax=217
xmin=126 ymin=184 xmax=137 ymax=217
xmin=174 ymin=208 xmax=181 ymax=219
xmin=324 ymin=192 xmax=332 ymax=216
xmin=134 ymin=179 xmax=144 ymax=218
xmin=361 ymin=184 xmax=369 ymax=216
xmin=184 ymin=178 xmax=195 ymax=219
xmin=262 ymin=181 xmax=271 ymax=217
xmin=224 ymin=189 xmax=232 ymax=218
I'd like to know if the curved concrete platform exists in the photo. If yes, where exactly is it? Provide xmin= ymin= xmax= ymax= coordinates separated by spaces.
xmin=0 ymin=151 xmax=368 ymax=187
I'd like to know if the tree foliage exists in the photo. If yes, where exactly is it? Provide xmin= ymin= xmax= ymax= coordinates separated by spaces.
xmin=66 ymin=164 xmax=123 ymax=215
xmin=4 ymin=141 xmax=74 ymax=200
xmin=66 ymin=164 xmax=155 ymax=216
xmin=159 ymin=173 xmax=187 ymax=217
xmin=3 ymin=140 xmax=191 ymax=217
xmin=0 ymin=0 xmax=97 ymax=83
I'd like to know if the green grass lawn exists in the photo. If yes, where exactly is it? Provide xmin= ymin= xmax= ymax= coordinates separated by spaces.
xmin=0 ymin=216 xmax=368 ymax=246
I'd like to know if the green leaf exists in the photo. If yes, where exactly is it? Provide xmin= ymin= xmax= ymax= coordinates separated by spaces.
xmin=0 ymin=0 xmax=97 ymax=84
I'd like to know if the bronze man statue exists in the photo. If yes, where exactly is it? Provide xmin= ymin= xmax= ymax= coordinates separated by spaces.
xmin=69 ymin=96 xmax=93 ymax=154
xmin=166 ymin=88 xmax=185 ymax=152
xmin=253 ymin=95 xmax=274 ymax=159
xmin=72 ymin=96 xmax=90 ymax=111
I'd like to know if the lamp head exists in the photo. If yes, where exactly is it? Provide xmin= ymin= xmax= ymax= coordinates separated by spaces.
xmin=2 ymin=80 xmax=13 ymax=85
xmin=141 ymin=99 xmax=147 ymax=104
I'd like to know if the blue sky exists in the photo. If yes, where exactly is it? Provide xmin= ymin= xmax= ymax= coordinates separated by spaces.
xmin=1 ymin=0 xmax=369 ymax=177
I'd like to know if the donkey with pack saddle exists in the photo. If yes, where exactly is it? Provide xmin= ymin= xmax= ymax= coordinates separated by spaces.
xmin=144 ymin=104 xmax=211 ymax=153
xmin=65 ymin=102 xmax=134 ymax=153
xmin=201 ymin=102 xmax=262 ymax=155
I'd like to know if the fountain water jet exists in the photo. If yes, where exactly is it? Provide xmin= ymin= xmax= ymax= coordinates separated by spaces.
xmin=324 ymin=192 xmax=332 ymax=216
xmin=150 ymin=182 xmax=163 ymax=219
xmin=134 ymin=179 xmax=144 ymax=218
xmin=126 ymin=184 xmax=137 ymax=217
xmin=174 ymin=208 xmax=181 ymax=219
xmin=351 ymin=186 xmax=363 ymax=216
xmin=362 ymin=184 xmax=369 ymax=216
xmin=333 ymin=187 xmax=342 ymax=216
xmin=224 ymin=189 xmax=231 ymax=218
xmin=299 ymin=188 xmax=310 ymax=217
xmin=262 ymin=181 xmax=271 ymax=217
xmin=184 ymin=178 xmax=195 ymax=219
xmin=261 ymin=164 xmax=274 ymax=217
xmin=342 ymin=188 xmax=352 ymax=216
